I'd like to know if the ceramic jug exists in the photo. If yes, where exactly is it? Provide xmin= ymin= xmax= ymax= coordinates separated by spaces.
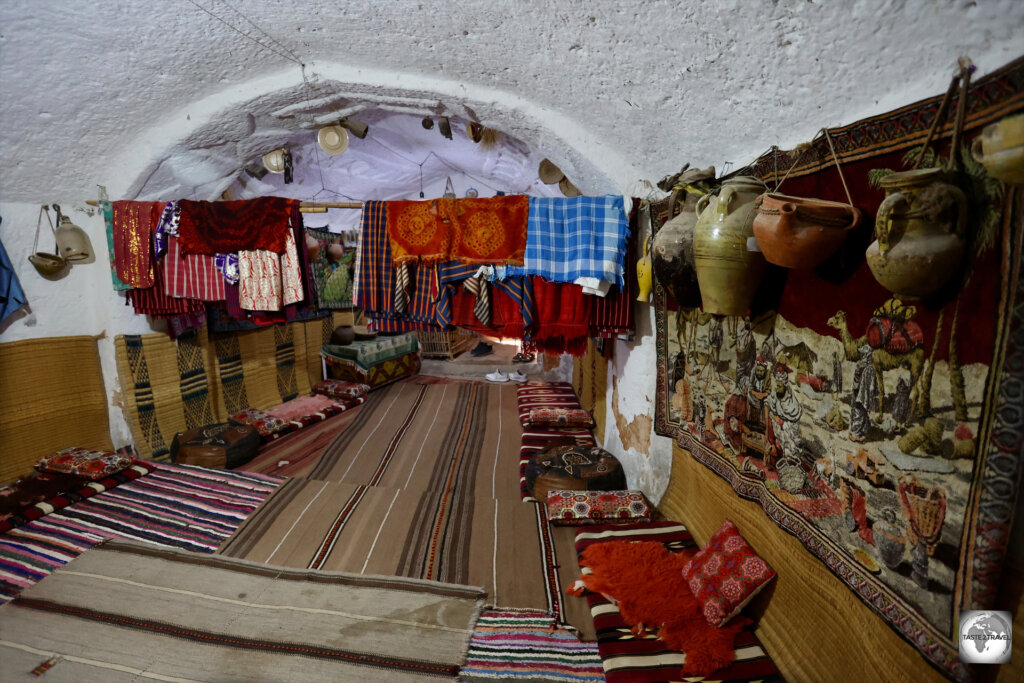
xmin=693 ymin=175 xmax=767 ymax=315
xmin=636 ymin=234 xmax=653 ymax=302
xmin=865 ymin=168 xmax=966 ymax=299
xmin=652 ymin=188 xmax=701 ymax=305
xmin=752 ymin=193 xmax=860 ymax=269
xmin=971 ymin=112 xmax=1024 ymax=185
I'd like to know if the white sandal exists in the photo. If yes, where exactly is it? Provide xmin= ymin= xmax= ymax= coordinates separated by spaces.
xmin=485 ymin=370 xmax=509 ymax=383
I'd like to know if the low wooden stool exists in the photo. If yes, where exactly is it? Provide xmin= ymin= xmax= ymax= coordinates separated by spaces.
xmin=525 ymin=439 xmax=627 ymax=503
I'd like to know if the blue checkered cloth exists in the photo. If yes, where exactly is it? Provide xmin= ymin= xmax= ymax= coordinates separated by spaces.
xmin=505 ymin=196 xmax=629 ymax=288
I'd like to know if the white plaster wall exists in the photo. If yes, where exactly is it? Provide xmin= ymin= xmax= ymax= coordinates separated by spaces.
xmin=0 ymin=201 xmax=155 ymax=448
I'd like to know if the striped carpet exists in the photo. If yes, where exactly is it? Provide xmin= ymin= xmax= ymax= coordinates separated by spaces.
xmin=460 ymin=609 xmax=605 ymax=682
xmin=227 ymin=376 xmax=593 ymax=637
xmin=0 ymin=463 xmax=282 ymax=604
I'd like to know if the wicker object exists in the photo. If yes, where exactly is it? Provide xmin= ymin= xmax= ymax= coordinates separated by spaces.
xmin=414 ymin=327 xmax=478 ymax=359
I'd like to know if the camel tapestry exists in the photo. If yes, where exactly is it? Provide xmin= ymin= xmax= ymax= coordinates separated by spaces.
xmin=654 ymin=57 xmax=1024 ymax=681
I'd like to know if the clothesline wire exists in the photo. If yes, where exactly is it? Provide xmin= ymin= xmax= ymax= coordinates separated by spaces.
xmin=213 ymin=0 xmax=304 ymax=64
xmin=366 ymin=137 xmax=503 ymax=195
xmin=183 ymin=0 xmax=304 ymax=65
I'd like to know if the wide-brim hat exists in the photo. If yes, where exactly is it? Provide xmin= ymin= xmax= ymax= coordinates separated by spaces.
xmin=317 ymin=125 xmax=349 ymax=155
xmin=538 ymin=159 xmax=564 ymax=184
xmin=262 ymin=148 xmax=287 ymax=174
xmin=559 ymin=177 xmax=581 ymax=197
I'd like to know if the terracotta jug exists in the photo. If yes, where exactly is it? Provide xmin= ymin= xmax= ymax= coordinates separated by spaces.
xmin=636 ymin=234 xmax=653 ymax=302
xmin=693 ymin=175 xmax=767 ymax=315
xmin=865 ymin=168 xmax=967 ymax=299
xmin=752 ymin=193 xmax=861 ymax=269
xmin=652 ymin=190 xmax=700 ymax=303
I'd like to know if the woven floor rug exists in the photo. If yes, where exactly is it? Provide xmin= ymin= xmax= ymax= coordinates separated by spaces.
xmin=573 ymin=523 xmax=781 ymax=683
xmin=229 ymin=376 xmax=592 ymax=636
xmin=460 ymin=609 xmax=604 ymax=683
xmin=0 ymin=539 xmax=484 ymax=682
xmin=0 ymin=463 xmax=281 ymax=604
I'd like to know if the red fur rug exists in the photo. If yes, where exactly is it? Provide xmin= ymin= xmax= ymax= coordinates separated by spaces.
xmin=570 ymin=540 xmax=748 ymax=677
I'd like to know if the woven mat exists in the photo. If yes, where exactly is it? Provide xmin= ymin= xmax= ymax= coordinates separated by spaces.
xmin=227 ymin=377 xmax=593 ymax=637
xmin=0 ymin=539 xmax=483 ymax=681
xmin=114 ymin=329 xmax=219 ymax=461
xmin=0 ymin=336 xmax=113 ymax=483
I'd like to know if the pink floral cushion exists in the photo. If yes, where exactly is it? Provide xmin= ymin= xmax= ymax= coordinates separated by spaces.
xmin=546 ymin=490 xmax=650 ymax=525
xmin=36 ymin=447 xmax=132 ymax=481
xmin=526 ymin=407 xmax=594 ymax=428
xmin=682 ymin=519 xmax=776 ymax=627
xmin=313 ymin=380 xmax=370 ymax=400
xmin=229 ymin=409 xmax=291 ymax=438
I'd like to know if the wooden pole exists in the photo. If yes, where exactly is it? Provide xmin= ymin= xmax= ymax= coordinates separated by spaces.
xmin=84 ymin=200 xmax=364 ymax=211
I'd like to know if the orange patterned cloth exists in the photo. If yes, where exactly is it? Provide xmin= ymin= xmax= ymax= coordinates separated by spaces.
xmin=386 ymin=196 xmax=528 ymax=266
xmin=112 ymin=200 xmax=163 ymax=288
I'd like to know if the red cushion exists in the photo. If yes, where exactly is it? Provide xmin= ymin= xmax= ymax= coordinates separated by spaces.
xmin=313 ymin=379 xmax=370 ymax=400
xmin=35 ymin=448 xmax=132 ymax=481
xmin=682 ymin=519 xmax=775 ymax=627
xmin=527 ymin=407 xmax=594 ymax=428
xmin=546 ymin=490 xmax=649 ymax=525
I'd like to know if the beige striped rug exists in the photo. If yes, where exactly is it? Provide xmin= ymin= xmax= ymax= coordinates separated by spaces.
xmin=0 ymin=539 xmax=484 ymax=681
xmin=229 ymin=377 xmax=592 ymax=637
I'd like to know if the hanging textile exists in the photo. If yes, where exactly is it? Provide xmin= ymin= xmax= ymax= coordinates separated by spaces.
xmin=356 ymin=200 xmax=440 ymax=331
xmin=462 ymin=272 xmax=492 ymax=326
xmin=100 ymin=200 xmax=131 ymax=291
xmin=434 ymin=260 xmax=534 ymax=333
xmin=0 ymin=235 xmax=27 ymax=325
xmin=127 ymin=257 xmax=204 ymax=319
xmin=153 ymin=201 xmax=179 ymax=256
xmin=237 ymin=229 xmax=303 ymax=311
xmin=386 ymin=196 xmax=529 ymax=266
xmin=507 ymin=196 xmax=630 ymax=288
xmin=589 ymin=198 xmax=638 ymax=339
xmin=176 ymin=197 xmax=295 ymax=255
xmin=305 ymin=226 xmax=354 ymax=309
xmin=162 ymin=235 xmax=226 ymax=301
xmin=449 ymin=283 xmax=524 ymax=340
xmin=394 ymin=262 xmax=413 ymax=314
xmin=112 ymin=201 xmax=163 ymax=288
xmin=525 ymin=277 xmax=592 ymax=357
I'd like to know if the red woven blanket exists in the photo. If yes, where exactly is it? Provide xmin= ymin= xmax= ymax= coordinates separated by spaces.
xmin=177 ymin=197 xmax=295 ymax=255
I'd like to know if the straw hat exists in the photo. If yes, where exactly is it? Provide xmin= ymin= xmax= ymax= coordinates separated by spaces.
xmin=317 ymin=125 xmax=349 ymax=155
xmin=262 ymin=148 xmax=287 ymax=174
xmin=538 ymin=159 xmax=564 ymax=184
xmin=559 ymin=177 xmax=581 ymax=197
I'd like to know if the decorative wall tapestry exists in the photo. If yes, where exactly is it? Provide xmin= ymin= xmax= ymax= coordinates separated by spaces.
xmin=654 ymin=57 xmax=1024 ymax=681
xmin=305 ymin=226 xmax=355 ymax=309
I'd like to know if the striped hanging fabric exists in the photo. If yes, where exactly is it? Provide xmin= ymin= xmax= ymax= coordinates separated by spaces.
xmin=462 ymin=273 xmax=491 ymax=326
xmin=393 ymin=262 xmax=412 ymax=314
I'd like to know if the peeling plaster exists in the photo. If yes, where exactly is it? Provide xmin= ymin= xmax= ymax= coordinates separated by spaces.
xmin=611 ymin=375 xmax=652 ymax=455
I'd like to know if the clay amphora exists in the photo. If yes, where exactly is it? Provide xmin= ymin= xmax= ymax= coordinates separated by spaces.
xmin=693 ymin=176 xmax=767 ymax=315
xmin=752 ymin=193 xmax=861 ymax=269
xmin=652 ymin=189 xmax=700 ymax=303
xmin=971 ymin=112 xmax=1024 ymax=185
xmin=866 ymin=168 xmax=966 ymax=299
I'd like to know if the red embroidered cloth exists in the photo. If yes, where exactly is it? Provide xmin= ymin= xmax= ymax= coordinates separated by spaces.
xmin=386 ymin=196 xmax=529 ymax=266
xmin=112 ymin=201 xmax=163 ymax=288
xmin=177 ymin=197 xmax=295 ymax=255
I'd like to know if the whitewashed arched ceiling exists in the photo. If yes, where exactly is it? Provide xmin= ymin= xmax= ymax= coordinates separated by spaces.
xmin=1 ymin=0 xmax=1022 ymax=204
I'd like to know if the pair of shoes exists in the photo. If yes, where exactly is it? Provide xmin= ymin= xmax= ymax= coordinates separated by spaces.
xmin=470 ymin=342 xmax=494 ymax=357
xmin=485 ymin=369 xmax=528 ymax=383
xmin=512 ymin=352 xmax=535 ymax=363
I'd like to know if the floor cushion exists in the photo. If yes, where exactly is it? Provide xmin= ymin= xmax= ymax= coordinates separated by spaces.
xmin=525 ymin=440 xmax=625 ymax=502
xmin=170 ymin=423 xmax=260 ymax=469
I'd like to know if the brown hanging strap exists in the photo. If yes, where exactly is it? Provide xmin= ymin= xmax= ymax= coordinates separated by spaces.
xmin=912 ymin=59 xmax=973 ymax=170
xmin=772 ymin=128 xmax=855 ymax=207
xmin=32 ymin=205 xmax=59 ymax=254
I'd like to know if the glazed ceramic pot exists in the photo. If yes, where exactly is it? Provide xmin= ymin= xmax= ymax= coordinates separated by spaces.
xmin=652 ymin=189 xmax=701 ymax=302
xmin=752 ymin=193 xmax=861 ymax=269
xmin=636 ymin=234 xmax=653 ymax=302
xmin=866 ymin=168 xmax=967 ymax=299
xmin=693 ymin=176 xmax=767 ymax=315
xmin=972 ymin=112 xmax=1024 ymax=185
